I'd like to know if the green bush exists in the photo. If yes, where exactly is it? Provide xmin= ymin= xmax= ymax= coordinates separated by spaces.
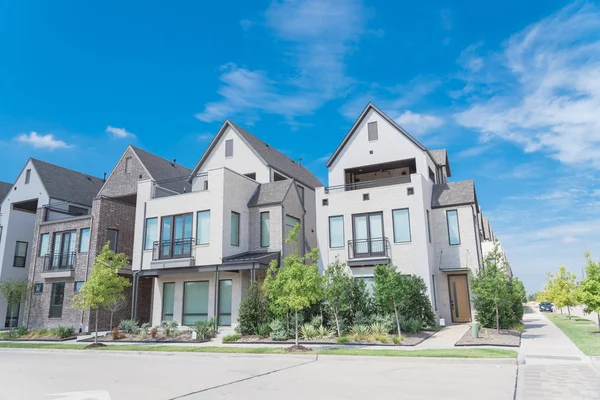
xmin=317 ymin=325 xmax=334 ymax=339
xmin=161 ymin=320 xmax=179 ymax=336
xmin=353 ymin=311 xmax=372 ymax=326
xmin=257 ymin=322 xmax=271 ymax=338
xmin=16 ymin=327 xmax=27 ymax=336
xmin=350 ymin=324 xmax=371 ymax=340
xmin=236 ymin=281 xmax=270 ymax=336
xmin=269 ymin=319 xmax=287 ymax=341
xmin=395 ymin=275 xmax=435 ymax=328
xmin=140 ymin=323 xmax=151 ymax=334
xmin=51 ymin=326 xmax=75 ymax=338
xmin=3 ymin=330 xmax=19 ymax=340
xmin=400 ymin=317 xmax=422 ymax=334
xmin=392 ymin=336 xmax=402 ymax=344
xmin=222 ymin=333 xmax=240 ymax=343
xmin=190 ymin=318 xmax=216 ymax=341
xmin=119 ymin=319 xmax=140 ymax=334
xmin=336 ymin=336 xmax=349 ymax=344
xmin=369 ymin=322 xmax=388 ymax=336
xmin=36 ymin=328 xmax=49 ymax=336
xmin=372 ymin=314 xmax=395 ymax=333
xmin=300 ymin=323 xmax=319 ymax=340
xmin=310 ymin=315 xmax=323 ymax=329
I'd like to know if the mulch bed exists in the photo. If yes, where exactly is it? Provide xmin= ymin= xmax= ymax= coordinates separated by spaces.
xmin=78 ymin=332 xmax=210 ymax=344
xmin=285 ymin=344 xmax=313 ymax=352
xmin=0 ymin=336 xmax=77 ymax=342
xmin=455 ymin=328 xmax=521 ymax=347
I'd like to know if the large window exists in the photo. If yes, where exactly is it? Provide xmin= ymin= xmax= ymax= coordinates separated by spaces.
xmin=51 ymin=231 xmax=76 ymax=269
xmin=230 ymin=212 xmax=240 ymax=246
xmin=125 ymin=156 xmax=133 ymax=174
xmin=260 ymin=212 xmax=270 ymax=247
xmin=107 ymin=229 xmax=119 ymax=252
xmin=196 ymin=211 xmax=210 ymax=245
xmin=160 ymin=214 xmax=193 ymax=259
xmin=426 ymin=210 xmax=432 ymax=243
xmin=39 ymin=233 xmax=49 ymax=257
xmin=446 ymin=210 xmax=461 ymax=245
xmin=218 ymin=280 xmax=233 ymax=326
xmin=13 ymin=241 xmax=28 ymax=268
xmin=49 ymin=282 xmax=65 ymax=318
xmin=329 ymin=216 xmax=344 ymax=248
xmin=162 ymin=283 xmax=175 ymax=321
xmin=352 ymin=212 xmax=384 ymax=256
xmin=144 ymin=218 xmax=158 ymax=250
xmin=79 ymin=228 xmax=90 ymax=253
xmin=183 ymin=281 xmax=209 ymax=325
xmin=392 ymin=208 xmax=411 ymax=243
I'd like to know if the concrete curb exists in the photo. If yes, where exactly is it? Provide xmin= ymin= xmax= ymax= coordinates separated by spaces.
xmin=317 ymin=354 xmax=517 ymax=365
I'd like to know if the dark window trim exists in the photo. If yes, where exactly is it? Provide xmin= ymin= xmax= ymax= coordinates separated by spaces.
xmin=328 ymin=215 xmax=344 ymax=248
xmin=260 ymin=211 xmax=270 ymax=248
xmin=182 ymin=280 xmax=209 ymax=324
xmin=244 ymin=172 xmax=256 ymax=180
xmin=351 ymin=211 xmax=385 ymax=239
xmin=48 ymin=282 xmax=65 ymax=319
xmin=33 ymin=283 xmax=43 ymax=294
xmin=74 ymin=281 xmax=84 ymax=292
xmin=230 ymin=211 xmax=240 ymax=247
xmin=13 ymin=241 xmax=28 ymax=268
xmin=432 ymin=275 xmax=438 ymax=311
xmin=446 ymin=209 xmax=461 ymax=246
xmin=107 ymin=229 xmax=119 ymax=252
xmin=285 ymin=214 xmax=300 ymax=228
xmin=144 ymin=217 xmax=158 ymax=251
xmin=297 ymin=184 xmax=305 ymax=205
xmin=159 ymin=213 xmax=193 ymax=259
xmin=392 ymin=208 xmax=411 ymax=243
xmin=162 ymin=282 xmax=175 ymax=321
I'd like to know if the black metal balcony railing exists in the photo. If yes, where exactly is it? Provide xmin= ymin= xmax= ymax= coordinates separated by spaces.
xmin=348 ymin=238 xmax=390 ymax=259
xmin=325 ymin=176 xmax=411 ymax=194
xmin=43 ymin=252 xmax=76 ymax=271
xmin=153 ymin=238 xmax=195 ymax=261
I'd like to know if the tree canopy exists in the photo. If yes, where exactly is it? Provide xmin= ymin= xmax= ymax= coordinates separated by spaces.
xmin=579 ymin=251 xmax=600 ymax=329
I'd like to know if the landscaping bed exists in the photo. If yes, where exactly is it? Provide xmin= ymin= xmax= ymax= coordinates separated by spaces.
xmin=0 ymin=327 xmax=77 ymax=342
xmin=455 ymin=327 xmax=521 ymax=347
xmin=78 ymin=332 xmax=209 ymax=343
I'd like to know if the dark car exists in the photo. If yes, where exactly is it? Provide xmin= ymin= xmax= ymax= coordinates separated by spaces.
xmin=539 ymin=302 xmax=554 ymax=312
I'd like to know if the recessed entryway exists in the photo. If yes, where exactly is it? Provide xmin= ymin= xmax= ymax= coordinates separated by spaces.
xmin=448 ymin=274 xmax=471 ymax=323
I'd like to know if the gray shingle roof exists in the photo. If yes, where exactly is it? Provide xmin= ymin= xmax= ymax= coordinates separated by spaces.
xmin=31 ymin=159 xmax=105 ymax=206
xmin=0 ymin=181 xmax=11 ymax=203
xmin=130 ymin=146 xmax=192 ymax=194
xmin=432 ymin=180 xmax=476 ymax=208
xmin=229 ymin=122 xmax=323 ymax=189
xmin=222 ymin=251 xmax=280 ymax=265
xmin=430 ymin=149 xmax=451 ymax=177
xmin=248 ymin=180 xmax=293 ymax=207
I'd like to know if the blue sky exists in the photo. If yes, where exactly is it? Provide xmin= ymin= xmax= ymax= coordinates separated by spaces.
xmin=1 ymin=0 xmax=598 ymax=293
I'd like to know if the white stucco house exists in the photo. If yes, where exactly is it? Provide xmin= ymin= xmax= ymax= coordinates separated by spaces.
xmin=315 ymin=103 xmax=491 ymax=324
xmin=131 ymin=120 xmax=322 ymax=328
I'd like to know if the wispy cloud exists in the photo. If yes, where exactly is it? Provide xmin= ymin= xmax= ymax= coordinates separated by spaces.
xmin=395 ymin=111 xmax=444 ymax=136
xmin=198 ymin=133 xmax=213 ymax=141
xmin=15 ymin=132 xmax=72 ymax=150
xmin=455 ymin=3 xmax=600 ymax=168
xmin=106 ymin=126 xmax=135 ymax=139
xmin=197 ymin=0 xmax=368 ymax=123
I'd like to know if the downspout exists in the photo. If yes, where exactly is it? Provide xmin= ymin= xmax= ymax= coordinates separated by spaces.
xmin=471 ymin=204 xmax=483 ymax=272
xmin=214 ymin=264 xmax=220 ymax=329
xmin=131 ymin=201 xmax=147 ymax=320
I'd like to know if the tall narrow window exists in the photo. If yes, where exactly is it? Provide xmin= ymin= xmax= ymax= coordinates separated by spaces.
xmin=5 ymin=303 xmax=20 ymax=328
xmin=260 ymin=212 xmax=270 ymax=247
xmin=49 ymin=282 xmax=65 ymax=318
xmin=197 ymin=211 xmax=210 ymax=245
xmin=368 ymin=121 xmax=378 ymax=141
xmin=431 ymin=275 xmax=438 ymax=311
xmin=51 ymin=231 xmax=76 ymax=269
xmin=25 ymin=169 xmax=31 ymax=184
xmin=39 ymin=233 xmax=49 ymax=257
xmin=144 ymin=218 xmax=157 ymax=250
xmin=107 ymin=229 xmax=119 ymax=252
xmin=125 ymin=157 xmax=133 ymax=173
xmin=230 ymin=212 xmax=240 ymax=246
xmin=79 ymin=228 xmax=90 ymax=253
xmin=426 ymin=210 xmax=432 ymax=243
xmin=162 ymin=282 xmax=175 ymax=321
xmin=392 ymin=209 xmax=411 ymax=243
xmin=447 ymin=210 xmax=461 ymax=245
xmin=329 ymin=216 xmax=344 ymax=248
xmin=297 ymin=185 xmax=305 ymax=205
xmin=183 ymin=281 xmax=209 ymax=325
xmin=218 ymin=280 xmax=233 ymax=326
xmin=13 ymin=241 xmax=28 ymax=267
xmin=225 ymin=139 xmax=234 ymax=157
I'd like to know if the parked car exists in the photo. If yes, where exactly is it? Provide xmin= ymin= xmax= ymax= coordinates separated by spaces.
xmin=539 ymin=302 xmax=554 ymax=312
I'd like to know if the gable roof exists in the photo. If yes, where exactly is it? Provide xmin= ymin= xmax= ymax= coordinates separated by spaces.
xmin=430 ymin=149 xmax=451 ymax=177
xmin=190 ymin=120 xmax=323 ymax=189
xmin=0 ymin=181 xmax=11 ymax=203
xmin=431 ymin=180 xmax=477 ymax=208
xmin=31 ymin=159 xmax=105 ymax=206
xmin=130 ymin=146 xmax=192 ymax=182
xmin=248 ymin=180 xmax=293 ymax=207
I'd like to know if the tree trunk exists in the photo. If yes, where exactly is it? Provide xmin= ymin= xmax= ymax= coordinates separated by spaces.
xmin=334 ymin=308 xmax=341 ymax=338
xmin=295 ymin=309 xmax=299 ymax=346
xmin=95 ymin=309 xmax=99 ymax=344
xmin=110 ymin=312 xmax=114 ymax=330
xmin=495 ymin=303 xmax=500 ymax=334
xmin=10 ymin=305 xmax=15 ymax=331
xmin=393 ymin=297 xmax=402 ymax=337
xmin=567 ymin=305 xmax=571 ymax=319
xmin=597 ymin=313 xmax=600 ymax=332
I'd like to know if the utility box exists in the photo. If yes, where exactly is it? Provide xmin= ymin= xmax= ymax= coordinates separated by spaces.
xmin=472 ymin=322 xmax=480 ymax=338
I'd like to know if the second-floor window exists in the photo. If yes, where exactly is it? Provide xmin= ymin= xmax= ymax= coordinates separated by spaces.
xmin=161 ymin=214 xmax=192 ymax=258
xmin=107 ymin=229 xmax=119 ymax=253
xmin=230 ymin=212 xmax=240 ymax=246
xmin=79 ymin=228 xmax=90 ymax=253
xmin=39 ymin=233 xmax=49 ymax=257
xmin=392 ymin=208 xmax=411 ymax=243
xmin=260 ymin=212 xmax=270 ymax=247
xmin=13 ymin=241 xmax=28 ymax=267
xmin=329 ymin=216 xmax=344 ymax=248
xmin=447 ymin=210 xmax=461 ymax=245
xmin=352 ymin=212 xmax=384 ymax=257
xmin=52 ymin=231 xmax=76 ymax=268
xmin=197 ymin=211 xmax=210 ymax=245
xmin=144 ymin=218 xmax=157 ymax=250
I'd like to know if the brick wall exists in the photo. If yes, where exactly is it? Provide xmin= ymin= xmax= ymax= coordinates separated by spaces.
xmin=282 ymin=183 xmax=305 ymax=258
xmin=98 ymin=147 xmax=151 ymax=198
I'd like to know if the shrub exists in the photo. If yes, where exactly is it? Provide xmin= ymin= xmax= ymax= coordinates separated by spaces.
xmin=350 ymin=324 xmax=371 ymax=340
xmin=222 ymin=333 xmax=240 ymax=343
xmin=401 ymin=317 xmax=422 ymax=334
xmin=140 ymin=323 xmax=151 ymax=334
xmin=37 ymin=328 xmax=49 ymax=336
xmin=150 ymin=327 xmax=158 ymax=339
xmin=257 ymin=323 xmax=271 ymax=338
xmin=317 ymin=325 xmax=334 ymax=339
xmin=119 ymin=319 xmax=140 ymax=334
xmin=369 ymin=322 xmax=388 ymax=337
xmin=161 ymin=320 xmax=179 ymax=336
xmin=300 ymin=323 xmax=319 ymax=340
xmin=111 ymin=327 xmax=123 ymax=340
xmin=3 ymin=330 xmax=19 ymax=340
xmin=392 ymin=336 xmax=403 ymax=345
xmin=51 ymin=326 xmax=75 ymax=339
xmin=353 ymin=311 xmax=372 ymax=326
xmin=377 ymin=336 xmax=389 ymax=344
xmin=310 ymin=315 xmax=323 ymax=329
xmin=16 ymin=327 xmax=27 ymax=336
xmin=269 ymin=320 xmax=287 ymax=341
xmin=236 ymin=281 xmax=270 ymax=336
xmin=372 ymin=314 xmax=395 ymax=333
xmin=190 ymin=318 xmax=216 ymax=341
xmin=396 ymin=276 xmax=435 ymax=328
xmin=336 ymin=336 xmax=349 ymax=344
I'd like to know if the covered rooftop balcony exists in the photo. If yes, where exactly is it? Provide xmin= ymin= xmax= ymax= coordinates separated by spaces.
xmin=325 ymin=159 xmax=416 ymax=194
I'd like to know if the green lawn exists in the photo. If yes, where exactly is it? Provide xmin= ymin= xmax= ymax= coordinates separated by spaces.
xmin=546 ymin=313 xmax=600 ymax=356
xmin=0 ymin=342 xmax=517 ymax=358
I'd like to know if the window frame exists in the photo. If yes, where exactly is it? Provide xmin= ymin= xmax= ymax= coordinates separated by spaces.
xmin=218 ymin=279 xmax=233 ymax=326
xmin=328 ymin=215 xmax=345 ymax=248
xmin=39 ymin=233 xmax=50 ymax=257
xmin=426 ymin=210 xmax=432 ymax=244
xmin=13 ymin=241 xmax=28 ymax=268
xmin=25 ymin=169 xmax=31 ymax=184
xmin=225 ymin=139 xmax=234 ymax=158
xmin=79 ymin=228 xmax=90 ymax=253
xmin=74 ymin=281 xmax=84 ymax=292
xmin=162 ymin=282 xmax=175 ymax=321
xmin=297 ymin=184 xmax=305 ymax=205
xmin=431 ymin=275 xmax=438 ymax=311
xmin=182 ymin=280 xmax=209 ymax=325
xmin=196 ymin=210 xmax=211 ymax=245
xmin=230 ymin=211 xmax=240 ymax=246
xmin=107 ymin=229 xmax=119 ymax=252
xmin=144 ymin=217 xmax=158 ymax=250
xmin=260 ymin=211 xmax=270 ymax=248
xmin=244 ymin=172 xmax=256 ymax=180
xmin=51 ymin=231 xmax=77 ymax=269
xmin=49 ymin=282 xmax=65 ymax=319
xmin=159 ymin=213 xmax=193 ymax=259
xmin=367 ymin=121 xmax=378 ymax=141
xmin=285 ymin=214 xmax=300 ymax=228
xmin=33 ymin=283 xmax=43 ymax=294
xmin=446 ymin=209 xmax=461 ymax=245
xmin=392 ymin=208 xmax=411 ymax=243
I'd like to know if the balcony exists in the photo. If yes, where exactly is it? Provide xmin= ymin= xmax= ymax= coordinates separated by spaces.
xmin=151 ymin=238 xmax=195 ymax=269
xmin=42 ymin=252 xmax=76 ymax=278
xmin=152 ymin=173 xmax=206 ymax=199
xmin=347 ymin=238 xmax=391 ymax=266
xmin=326 ymin=159 xmax=415 ymax=194
xmin=326 ymin=176 xmax=411 ymax=194
xmin=42 ymin=201 xmax=91 ymax=222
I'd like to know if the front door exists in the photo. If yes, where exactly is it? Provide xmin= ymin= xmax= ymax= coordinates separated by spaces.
xmin=448 ymin=274 xmax=471 ymax=323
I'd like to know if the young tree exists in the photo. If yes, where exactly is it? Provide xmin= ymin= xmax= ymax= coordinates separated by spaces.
xmin=323 ymin=258 xmax=353 ymax=337
xmin=106 ymin=297 xmax=128 ymax=330
xmin=546 ymin=266 xmax=578 ymax=318
xmin=73 ymin=244 xmax=131 ymax=343
xmin=0 ymin=278 xmax=30 ymax=330
xmin=579 ymin=251 xmax=600 ymax=330
xmin=263 ymin=225 xmax=323 ymax=346
xmin=472 ymin=263 xmax=509 ymax=333
xmin=237 ymin=280 xmax=269 ymax=336
xmin=374 ymin=264 xmax=404 ymax=337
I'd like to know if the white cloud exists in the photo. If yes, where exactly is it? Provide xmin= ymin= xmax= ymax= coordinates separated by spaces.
xmin=106 ymin=126 xmax=135 ymax=139
xmin=15 ymin=132 xmax=72 ymax=150
xmin=198 ymin=133 xmax=213 ymax=141
xmin=455 ymin=3 xmax=600 ymax=168
xmin=196 ymin=0 xmax=367 ymax=123
xmin=394 ymin=111 xmax=444 ymax=135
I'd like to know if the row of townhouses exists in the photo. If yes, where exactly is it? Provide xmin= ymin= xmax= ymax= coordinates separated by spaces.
xmin=0 ymin=104 xmax=509 ymax=332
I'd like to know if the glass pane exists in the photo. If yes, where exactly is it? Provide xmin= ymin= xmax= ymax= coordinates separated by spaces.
xmin=363 ymin=277 xmax=375 ymax=297
xmin=329 ymin=216 xmax=344 ymax=247
xmin=447 ymin=210 xmax=460 ymax=245
xmin=173 ymin=216 xmax=183 ymax=256
xmin=197 ymin=211 xmax=210 ymax=245
xmin=69 ymin=232 xmax=77 ymax=253
xmin=183 ymin=281 xmax=209 ymax=326
xmin=79 ymin=229 xmax=90 ymax=252
xmin=145 ymin=218 xmax=157 ymax=250
xmin=40 ymin=234 xmax=49 ymax=256
xmin=369 ymin=214 xmax=383 ymax=239
xmin=285 ymin=215 xmax=300 ymax=227
xmin=183 ymin=214 xmax=193 ymax=254
xmin=161 ymin=217 xmax=172 ymax=257
xmin=52 ymin=233 xmax=62 ymax=267
xmin=16 ymin=242 xmax=27 ymax=257
xmin=353 ymin=215 xmax=368 ymax=255
xmin=230 ymin=213 xmax=239 ymax=246
xmin=393 ymin=209 xmax=410 ymax=243
xmin=219 ymin=280 xmax=233 ymax=326
xmin=49 ymin=283 xmax=65 ymax=318
xmin=261 ymin=212 xmax=270 ymax=247
xmin=162 ymin=283 xmax=175 ymax=320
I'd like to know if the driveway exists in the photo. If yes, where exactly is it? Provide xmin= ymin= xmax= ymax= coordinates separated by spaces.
xmin=0 ymin=350 xmax=516 ymax=400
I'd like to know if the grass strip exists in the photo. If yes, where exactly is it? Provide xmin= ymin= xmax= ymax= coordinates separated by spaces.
xmin=546 ymin=313 xmax=600 ymax=356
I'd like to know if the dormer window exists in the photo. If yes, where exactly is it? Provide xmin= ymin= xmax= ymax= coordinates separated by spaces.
xmin=25 ymin=169 xmax=31 ymax=184
xmin=225 ymin=139 xmax=234 ymax=158
xmin=368 ymin=121 xmax=378 ymax=141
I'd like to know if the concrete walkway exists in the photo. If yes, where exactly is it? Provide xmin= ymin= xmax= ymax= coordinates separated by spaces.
xmin=415 ymin=323 xmax=469 ymax=349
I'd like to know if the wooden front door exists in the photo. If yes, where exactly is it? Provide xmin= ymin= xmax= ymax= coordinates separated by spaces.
xmin=448 ymin=274 xmax=471 ymax=323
